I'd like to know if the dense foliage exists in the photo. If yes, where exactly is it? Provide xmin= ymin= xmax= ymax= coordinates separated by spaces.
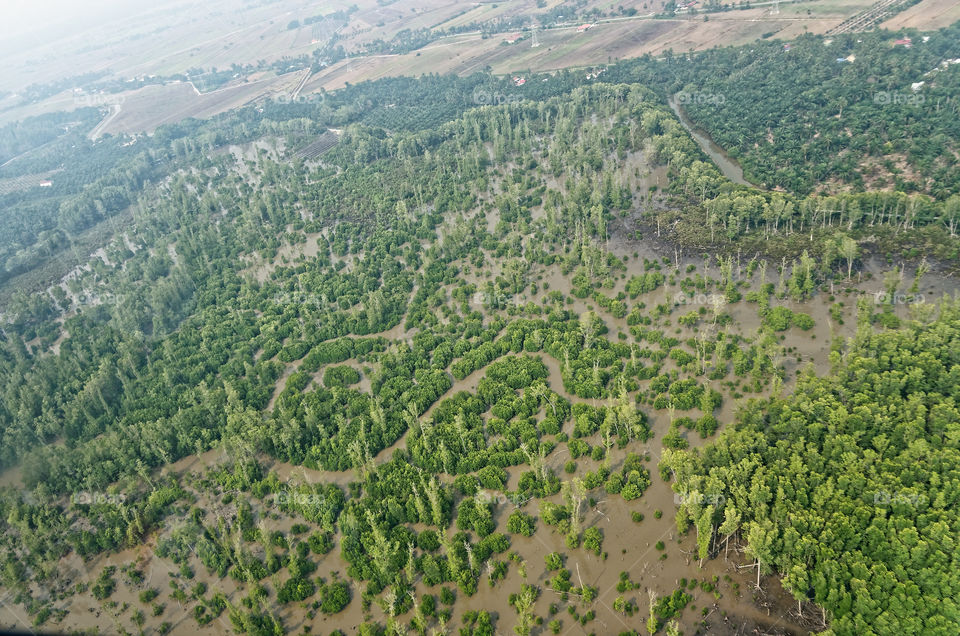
xmin=667 ymin=302 xmax=960 ymax=634
xmin=2 ymin=21 xmax=960 ymax=635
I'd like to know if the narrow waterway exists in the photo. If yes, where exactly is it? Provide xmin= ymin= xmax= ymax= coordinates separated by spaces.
xmin=668 ymin=95 xmax=754 ymax=187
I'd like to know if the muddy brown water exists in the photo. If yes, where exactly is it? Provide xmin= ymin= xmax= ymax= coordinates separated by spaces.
xmin=7 ymin=97 xmax=957 ymax=634
xmin=5 ymin=236 xmax=958 ymax=635
xmin=668 ymin=96 xmax=752 ymax=188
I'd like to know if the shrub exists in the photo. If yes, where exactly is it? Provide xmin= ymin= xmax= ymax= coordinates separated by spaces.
xmin=506 ymin=510 xmax=537 ymax=537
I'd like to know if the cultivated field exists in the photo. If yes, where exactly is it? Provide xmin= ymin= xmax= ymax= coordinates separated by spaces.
xmin=3 ymin=0 xmax=940 ymax=97
xmin=880 ymin=0 xmax=960 ymax=30
xmin=3 ymin=0 xmax=958 ymax=149
xmin=0 ymin=170 xmax=60 ymax=196
xmin=303 ymin=1 xmax=888 ymax=92
xmin=92 ymin=72 xmax=306 ymax=138
xmin=0 ymin=0 xmax=960 ymax=150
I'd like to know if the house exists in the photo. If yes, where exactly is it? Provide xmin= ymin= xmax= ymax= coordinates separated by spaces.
xmin=504 ymin=33 xmax=523 ymax=44
xmin=513 ymin=76 xmax=526 ymax=86
xmin=577 ymin=23 xmax=594 ymax=33
xmin=893 ymin=38 xmax=912 ymax=48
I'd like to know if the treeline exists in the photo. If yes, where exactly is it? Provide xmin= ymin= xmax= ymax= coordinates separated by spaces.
xmin=691 ymin=188 xmax=960 ymax=242
xmin=664 ymin=300 xmax=960 ymax=634
xmin=0 ymin=109 xmax=102 ymax=165
xmin=669 ymin=25 xmax=960 ymax=197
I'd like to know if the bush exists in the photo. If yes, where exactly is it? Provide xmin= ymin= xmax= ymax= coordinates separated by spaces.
xmin=440 ymin=587 xmax=456 ymax=605
xmin=477 ymin=465 xmax=507 ymax=489
xmin=506 ymin=510 xmax=537 ymax=537
xmin=319 ymin=580 xmax=351 ymax=614
xmin=278 ymin=341 xmax=310 ymax=362
xmin=791 ymin=312 xmax=815 ymax=330
xmin=139 ymin=589 xmax=159 ymax=604
xmin=763 ymin=306 xmax=794 ymax=331
xmin=91 ymin=567 xmax=116 ymax=600
xmin=277 ymin=577 xmax=315 ymax=603
xmin=654 ymin=588 xmax=692 ymax=621
xmin=695 ymin=414 xmax=718 ymax=437
xmin=417 ymin=529 xmax=441 ymax=552
xmin=323 ymin=365 xmax=361 ymax=387
xmin=544 ymin=552 xmax=563 ymax=571
xmin=308 ymin=531 xmax=335 ymax=555
xmin=583 ymin=528 xmax=603 ymax=555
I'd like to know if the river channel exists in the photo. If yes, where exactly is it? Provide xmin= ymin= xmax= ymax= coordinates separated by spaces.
xmin=668 ymin=94 xmax=755 ymax=187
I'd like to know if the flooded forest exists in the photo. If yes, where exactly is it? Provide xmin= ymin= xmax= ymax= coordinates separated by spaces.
xmin=2 ymin=50 xmax=960 ymax=636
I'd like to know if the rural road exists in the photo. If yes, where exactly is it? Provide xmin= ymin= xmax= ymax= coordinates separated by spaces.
xmin=431 ymin=0 xmax=811 ymax=42
xmin=89 ymin=104 xmax=122 ymax=140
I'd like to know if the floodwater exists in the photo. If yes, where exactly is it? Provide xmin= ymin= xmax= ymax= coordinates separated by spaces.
xmin=668 ymin=95 xmax=752 ymax=187
xmin=7 ymin=223 xmax=959 ymax=635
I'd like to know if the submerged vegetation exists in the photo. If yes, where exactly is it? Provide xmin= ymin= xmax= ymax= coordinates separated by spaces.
xmin=666 ymin=304 xmax=960 ymax=634
xmin=1 ymin=16 xmax=960 ymax=636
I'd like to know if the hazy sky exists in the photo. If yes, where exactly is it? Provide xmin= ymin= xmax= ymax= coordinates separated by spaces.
xmin=0 ymin=0 xmax=318 ymax=91
xmin=1 ymin=0 xmax=154 ymax=50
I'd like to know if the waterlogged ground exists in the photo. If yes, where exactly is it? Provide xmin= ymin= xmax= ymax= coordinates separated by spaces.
xmin=2 ymin=222 xmax=954 ymax=636
xmin=3 ymin=99 xmax=958 ymax=635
